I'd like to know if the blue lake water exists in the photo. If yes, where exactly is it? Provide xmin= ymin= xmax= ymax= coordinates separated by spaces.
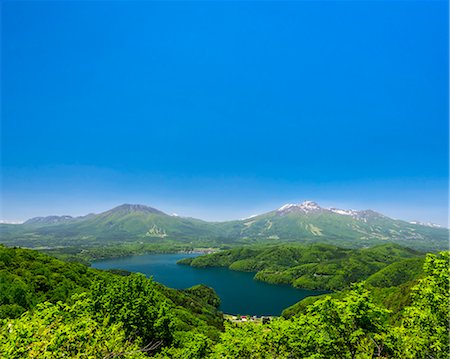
xmin=92 ymin=253 xmax=328 ymax=316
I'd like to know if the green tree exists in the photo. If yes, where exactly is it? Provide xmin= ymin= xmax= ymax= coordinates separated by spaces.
xmin=211 ymin=322 xmax=271 ymax=358
xmin=0 ymin=296 xmax=148 ymax=359
xmin=90 ymin=273 xmax=174 ymax=345
xmin=305 ymin=283 xmax=390 ymax=358
xmin=156 ymin=332 xmax=213 ymax=359
xmin=389 ymin=251 xmax=450 ymax=358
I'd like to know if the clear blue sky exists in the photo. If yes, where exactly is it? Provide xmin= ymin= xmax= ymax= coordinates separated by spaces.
xmin=1 ymin=0 xmax=448 ymax=225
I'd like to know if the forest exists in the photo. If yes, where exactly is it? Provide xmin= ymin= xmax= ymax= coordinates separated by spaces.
xmin=0 ymin=244 xmax=448 ymax=358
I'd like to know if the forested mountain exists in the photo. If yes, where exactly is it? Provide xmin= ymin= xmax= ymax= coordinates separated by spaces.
xmin=1 ymin=245 xmax=448 ymax=358
xmin=1 ymin=202 xmax=447 ymax=251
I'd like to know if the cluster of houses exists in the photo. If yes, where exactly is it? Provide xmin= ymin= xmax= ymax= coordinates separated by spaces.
xmin=225 ymin=314 xmax=272 ymax=324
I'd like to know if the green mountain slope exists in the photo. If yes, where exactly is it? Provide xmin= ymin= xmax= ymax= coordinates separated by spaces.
xmin=281 ymin=255 xmax=426 ymax=320
xmin=216 ymin=202 xmax=448 ymax=250
xmin=0 ymin=204 xmax=224 ymax=248
xmin=1 ymin=201 xmax=447 ymax=251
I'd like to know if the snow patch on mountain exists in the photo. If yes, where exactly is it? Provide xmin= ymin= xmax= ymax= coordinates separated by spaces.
xmin=277 ymin=201 xmax=323 ymax=215
xmin=276 ymin=201 xmax=386 ymax=221
xmin=329 ymin=208 xmax=358 ymax=216
xmin=241 ymin=214 xmax=259 ymax=220
xmin=278 ymin=204 xmax=296 ymax=211
xmin=409 ymin=221 xmax=442 ymax=228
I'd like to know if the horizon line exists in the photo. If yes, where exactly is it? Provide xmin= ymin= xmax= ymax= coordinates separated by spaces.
xmin=1 ymin=200 xmax=447 ymax=228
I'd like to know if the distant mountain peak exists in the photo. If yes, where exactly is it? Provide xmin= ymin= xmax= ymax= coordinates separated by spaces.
xmin=24 ymin=215 xmax=74 ymax=225
xmin=107 ymin=204 xmax=167 ymax=216
xmin=277 ymin=200 xmax=324 ymax=215
xmin=276 ymin=201 xmax=388 ymax=221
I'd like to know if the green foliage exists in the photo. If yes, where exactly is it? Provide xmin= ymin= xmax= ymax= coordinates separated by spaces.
xmin=1 ymin=245 xmax=448 ymax=358
xmin=304 ymin=284 xmax=390 ymax=358
xmin=0 ymin=297 xmax=148 ymax=358
xmin=0 ymin=245 xmax=97 ymax=318
xmin=210 ymin=284 xmax=393 ymax=358
xmin=90 ymin=274 xmax=174 ymax=345
xmin=155 ymin=332 xmax=213 ymax=359
xmin=282 ymin=257 xmax=426 ymax=323
xmin=388 ymin=252 xmax=450 ymax=358
xmin=212 ymin=252 xmax=450 ymax=359
xmin=365 ymin=257 xmax=424 ymax=288
xmin=281 ymin=292 xmax=340 ymax=319
xmin=184 ymin=284 xmax=221 ymax=308
xmin=210 ymin=259 xmax=450 ymax=359
xmin=211 ymin=322 xmax=271 ymax=358
xmin=0 ymin=246 xmax=224 ymax=357
xmin=156 ymin=283 xmax=224 ymax=337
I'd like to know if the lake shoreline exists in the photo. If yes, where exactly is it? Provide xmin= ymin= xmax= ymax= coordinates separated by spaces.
xmin=90 ymin=247 xmax=219 ymax=264
xmin=92 ymin=252 xmax=327 ymax=316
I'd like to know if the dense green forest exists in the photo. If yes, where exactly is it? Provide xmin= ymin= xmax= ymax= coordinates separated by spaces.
xmin=1 ymin=245 xmax=448 ymax=358
xmin=0 ymin=245 xmax=224 ymax=357
xmin=178 ymin=243 xmax=423 ymax=290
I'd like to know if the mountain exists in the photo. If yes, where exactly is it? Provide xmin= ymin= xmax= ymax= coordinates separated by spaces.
xmin=24 ymin=215 xmax=76 ymax=225
xmin=222 ymin=201 xmax=424 ymax=239
xmin=0 ymin=201 xmax=448 ymax=251
xmin=100 ymin=203 xmax=167 ymax=216
xmin=24 ymin=213 xmax=97 ymax=226
xmin=0 ymin=204 xmax=223 ymax=248
xmin=215 ymin=201 xmax=448 ymax=250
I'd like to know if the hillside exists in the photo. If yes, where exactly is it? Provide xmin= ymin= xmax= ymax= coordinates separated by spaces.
xmin=178 ymin=243 xmax=424 ymax=290
xmin=1 ymin=245 xmax=448 ymax=358
xmin=0 ymin=245 xmax=224 ymax=357
xmin=0 ymin=202 xmax=447 ymax=253
xmin=281 ymin=256 xmax=426 ymax=320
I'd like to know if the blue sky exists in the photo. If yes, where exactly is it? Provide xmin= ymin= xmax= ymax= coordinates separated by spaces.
xmin=1 ymin=0 xmax=448 ymax=225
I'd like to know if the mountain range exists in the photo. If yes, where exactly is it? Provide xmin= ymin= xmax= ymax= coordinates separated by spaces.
xmin=0 ymin=201 xmax=448 ymax=251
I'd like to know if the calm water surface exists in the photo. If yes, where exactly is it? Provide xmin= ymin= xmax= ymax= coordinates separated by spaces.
xmin=92 ymin=253 xmax=328 ymax=316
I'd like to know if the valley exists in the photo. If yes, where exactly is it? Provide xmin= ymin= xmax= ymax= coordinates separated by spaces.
xmin=92 ymin=252 xmax=328 ymax=316
xmin=1 ymin=201 xmax=448 ymax=357
xmin=1 ymin=243 xmax=448 ymax=358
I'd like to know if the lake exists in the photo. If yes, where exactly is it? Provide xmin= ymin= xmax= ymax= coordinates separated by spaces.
xmin=92 ymin=253 xmax=328 ymax=316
